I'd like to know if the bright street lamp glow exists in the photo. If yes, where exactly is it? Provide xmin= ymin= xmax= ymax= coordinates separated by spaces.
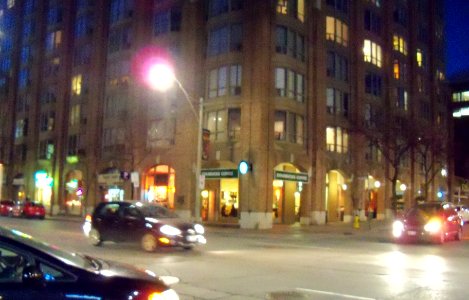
xmin=441 ymin=168 xmax=447 ymax=177
xmin=400 ymin=183 xmax=407 ymax=191
xmin=147 ymin=64 xmax=175 ymax=92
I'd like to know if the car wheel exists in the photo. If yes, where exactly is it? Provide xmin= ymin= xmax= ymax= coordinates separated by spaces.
xmin=141 ymin=233 xmax=157 ymax=252
xmin=88 ymin=228 xmax=102 ymax=246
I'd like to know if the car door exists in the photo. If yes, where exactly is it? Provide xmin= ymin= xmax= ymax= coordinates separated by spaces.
xmin=117 ymin=205 xmax=146 ymax=242
xmin=94 ymin=203 xmax=121 ymax=241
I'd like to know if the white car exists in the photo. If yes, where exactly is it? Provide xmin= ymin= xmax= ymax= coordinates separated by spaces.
xmin=456 ymin=205 xmax=469 ymax=224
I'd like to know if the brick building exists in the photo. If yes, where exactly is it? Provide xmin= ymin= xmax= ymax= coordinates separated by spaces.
xmin=0 ymin=0 xmax=450 ymax=228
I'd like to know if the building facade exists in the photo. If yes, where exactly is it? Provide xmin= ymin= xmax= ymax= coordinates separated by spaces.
xmin=450 ymin=79 xmax=469 ymax=203
xmin=0 ymin=0 xmax=450 ymax=229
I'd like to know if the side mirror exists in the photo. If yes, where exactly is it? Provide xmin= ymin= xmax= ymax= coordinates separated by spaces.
xmin=22 ymin=265 xmax=45 ymax=287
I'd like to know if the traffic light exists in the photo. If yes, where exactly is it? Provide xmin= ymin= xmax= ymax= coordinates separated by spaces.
xmin=238 ymin=160 xmax=252 ymax=175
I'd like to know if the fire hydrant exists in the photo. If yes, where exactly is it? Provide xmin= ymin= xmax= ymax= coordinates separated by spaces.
xmin=353 ymin=215 xmax=360 ymax=229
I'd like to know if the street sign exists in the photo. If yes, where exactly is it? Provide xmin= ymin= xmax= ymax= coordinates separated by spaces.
xmin=201 ymin=169 xmax=238 ymax=179
xmin=274 ymin=171 xmax=309 ymax=182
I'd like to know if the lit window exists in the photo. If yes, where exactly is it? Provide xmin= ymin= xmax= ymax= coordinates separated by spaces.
xmin=71 ymin=74 xmax=82 ymax=95
xmin=326 ymin=127 xmax=335 ymax=151
xmin=326 ymin=16 xmax=348 ymax=47
xmin=393 ymin=60 xmax=400 ymax=79
xmin=206 ymin=110 xmax=226 ymax=141
xmin=274 ymin=111 xmax=286 ymax=140
xmin=276 ymin=0 xmax=304 ymax=22
xmin=326 ymin=126 xmax=349 ymax=153
xmin=277 ymin=0 xmax=288 ymax=14
xmin=416 ymin=49 xmax=423 ymax=67
xmin=392 ymin=35 xmax=407 ymax=55
xmin=363 ymin=39 xmax=382 ymax=67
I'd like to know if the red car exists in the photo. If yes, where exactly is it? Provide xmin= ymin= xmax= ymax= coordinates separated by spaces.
xmin=392 ymin=201 xmax=463 ymax=244
xmin=0 ymin=200 xmax=14 ymax=216
xmin=12 ymin=202 xmax=46 ymax=219
xmin=23 ymin=202 xmax=46 ymax=219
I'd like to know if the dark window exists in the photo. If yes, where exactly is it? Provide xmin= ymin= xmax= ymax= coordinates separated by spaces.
xmin=365 ymin=72 xmax=382 ymax=96
xmin=326 ymin=0 xmax=348 ymax=14
xmin=207 ymin=23 xmax=243 ymax=56
xmin=208 ymin=0 xmax=243 ymax=17
xmin=153 ymin=7 xmax=181 ymax=36
xmin=327 ymin=51 xmax=348 ymax=81
xmin=364 ymin=10 xmax=381 ymax=34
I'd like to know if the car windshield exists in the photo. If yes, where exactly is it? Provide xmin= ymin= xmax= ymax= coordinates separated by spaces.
xmin=4 ymin=227 xmax=94 ymax=269
xmin=406 ymin=204 xmax=442 ymax=217
xmin=140 ymin=205 xmax=179 ymax=219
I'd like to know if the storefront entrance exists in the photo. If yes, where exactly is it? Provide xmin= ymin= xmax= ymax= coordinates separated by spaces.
xmin=325 ymin=170 xmax=347 ymax=222
xmin=143 ymin=165 xmax=175 ymax=208
xmin=34 ymin=170 xmax=53 ymax=213
xmin=200 ymin=165 xmax=239 ymax=223
xmin=272 ymin=163 xmax=307 ymax=225
xmin=64 ymin=170 xmax=84 ymax=215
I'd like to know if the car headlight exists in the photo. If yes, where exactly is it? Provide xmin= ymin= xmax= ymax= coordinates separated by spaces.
xmin=424 ymin=218 xmax=442 ymax=233
xmin=392 ymin=220 xmax=404 ymax=238
xmin=148 ymin=289 xmax=179 ymax=300
xmin=160 ymin=225 xmax=181 ymax=236
xmin=82 ymin=222 xmax=92 ymax=236
xmin=194 ymin=224 xmax=204 ymax=234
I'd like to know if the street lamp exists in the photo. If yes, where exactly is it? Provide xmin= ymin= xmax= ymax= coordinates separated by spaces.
xmin=146 ymin=63 xmax=203 ymax=221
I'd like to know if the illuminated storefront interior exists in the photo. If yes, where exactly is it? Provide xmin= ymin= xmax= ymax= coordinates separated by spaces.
xmin=144 ymin=165 xmax=175 ymax=208
xmin=34 ymin=170 xmax=53 ymax=211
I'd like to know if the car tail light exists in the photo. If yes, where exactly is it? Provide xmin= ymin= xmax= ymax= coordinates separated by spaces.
xmin=148 ymin=289 xmax=179 ymax=300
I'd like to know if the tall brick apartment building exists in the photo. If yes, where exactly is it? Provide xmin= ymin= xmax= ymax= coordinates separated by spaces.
xmin=0 ymin=0 xmax=450 ymax=228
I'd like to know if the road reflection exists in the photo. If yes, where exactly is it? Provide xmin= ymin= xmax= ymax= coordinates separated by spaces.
xmin=379 ymin=250 xmax=447 ymax=295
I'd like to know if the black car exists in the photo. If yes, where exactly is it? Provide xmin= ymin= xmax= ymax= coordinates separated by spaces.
xmin=0 ymin=225 xmax=179 ymax=300
xmin=392 ymin=201 xmax=463 ymax=244
xmin=83 ymin=201 xmax=206 ymax=252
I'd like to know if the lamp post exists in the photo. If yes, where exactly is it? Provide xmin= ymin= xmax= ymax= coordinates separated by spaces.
xmin=146 ymin=63 xmax=203 ymax=221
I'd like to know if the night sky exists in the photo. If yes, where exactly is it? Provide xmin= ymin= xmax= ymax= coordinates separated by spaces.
xmin=445 ymin=0 xmax=469 ymax=80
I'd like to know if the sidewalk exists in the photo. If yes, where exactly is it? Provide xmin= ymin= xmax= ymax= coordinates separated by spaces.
xmin=48 ymin=214 xmax=393 ymax=241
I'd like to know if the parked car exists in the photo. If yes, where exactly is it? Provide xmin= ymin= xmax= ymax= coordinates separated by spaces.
xmin=22 ymin=202 xmax=46 ymax=219
xmin=0 ymin=225 xmax=180 ymax=299
xmin=83 ymin=201 xmax=206 ymax=252
xmin=392 ymin=201 xmax=463 ymax=244
xmin=0 ymin=200 xmax=14 ymax=216
xmin=10 ymin=201 xmax=24 ymax=217
xmin=455 ymin=205 xmax=469 ymax=224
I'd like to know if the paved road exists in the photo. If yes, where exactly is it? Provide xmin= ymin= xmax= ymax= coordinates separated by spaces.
xmin=2 ymin=216 xmax=469 ymax=300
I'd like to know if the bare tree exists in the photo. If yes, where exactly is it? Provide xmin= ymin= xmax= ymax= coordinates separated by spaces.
xmin=414 ymin=123 xmax=448 ymax=201
xmin=356 ymin=110 xmax=419 ymax=212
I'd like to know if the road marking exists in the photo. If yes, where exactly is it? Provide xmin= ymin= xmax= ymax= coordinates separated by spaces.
xmin=296 ymin=288 xmax=376 ymax=300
